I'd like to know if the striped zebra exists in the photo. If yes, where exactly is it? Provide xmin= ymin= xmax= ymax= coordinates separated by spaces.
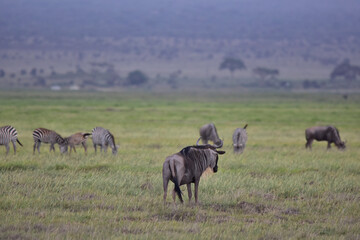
xmin=0 ymin=125 xmax=23 ymax=155
xmin=91 ymin=127 xmax=118 ymax=155
xmin=33 ymin=128 xmax=67 ymax=154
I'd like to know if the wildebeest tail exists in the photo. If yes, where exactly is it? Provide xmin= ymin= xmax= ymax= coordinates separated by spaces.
xmin=173 ymin=176 xmax=183 ymax=203
xmin=17 ymin=139 xmax=23 ymax=147
xmin=169 ymin=159 xmax=183 ymax=203
xmin=83 ymin=133 xmax=91 ymax=138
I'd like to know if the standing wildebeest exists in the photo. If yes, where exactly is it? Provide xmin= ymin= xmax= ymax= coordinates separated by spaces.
xmin=0 ymin=126 xmax=23 ymax=155
xmin=162 ymin=142 xmax=225 ymax=205
xmin=305 ymin=126 xmax=346 ymax=150
xmin=64 ymin=132 xmax=91 ymax=154
xmin=33 ymin=128 xmax=67 ymax=154
xmin=91 ymin=127 xmax=118 ymax=155
xmin=233 ymin=124 xmax=248 ymax=153
xmin=198 ymin=123 xmax=223 ymax=147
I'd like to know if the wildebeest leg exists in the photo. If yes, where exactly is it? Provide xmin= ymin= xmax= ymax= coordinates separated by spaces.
xmin=194 ymin=179 xmax=200 ymax=205
xmin=162 ymin=179 xmax=169 ymax=205
xmin=306 ymin=139 xmax=313 ymax=149
xmin=327 ymin=142 xmax=331 ymax=149
xmin=82 ymin=142 xmax=87 ymax=154
xmin=73 ymin=146 xmax=77 ymax=153
xmin=172 ymin=189 xmax=176 ymax=204
xmin=162 ymin=163 xmax=170 ymax=205
xmin=187 ymin=183 xmax=192 ymax=204
xmin=12 ymin=141 xmax=17 ymax=154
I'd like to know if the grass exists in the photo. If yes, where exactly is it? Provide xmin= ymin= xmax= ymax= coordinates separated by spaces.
xmin=0 ymin=90 xmax=359 ymax=239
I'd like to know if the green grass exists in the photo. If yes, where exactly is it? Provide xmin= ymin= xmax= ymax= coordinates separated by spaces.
xmin=0 ymin=90 xmax=359 ymax=239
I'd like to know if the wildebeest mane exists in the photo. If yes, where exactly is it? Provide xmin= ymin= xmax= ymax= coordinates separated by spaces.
xmin=180 ymin=145 xmax=224 ymax=157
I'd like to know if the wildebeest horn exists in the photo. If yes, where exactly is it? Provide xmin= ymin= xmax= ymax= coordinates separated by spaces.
xmin=212 ymin=138 xmax=223 ymax=148
xmin=243 ymin=124 xmax=248 ymax=129
xmin=196 ymin=137 xmax=201 ymax=145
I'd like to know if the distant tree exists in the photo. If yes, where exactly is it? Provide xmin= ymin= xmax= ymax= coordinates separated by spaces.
xmin=104 ymin=67 xmax=121 ymax=86
xmin=253 ymin=67 xmax=279 ymax=80
xmin=219 ymin=57 xmax=246 ymax=78
xmin=126 ymin=70 xmax=148 ymax=86
xmin=34 ymin=77 xmax=46 ymax=87
xmin=20 ymin=69 xmax=27 ymax=75
xmin=0 ymin=69 xmax=5 ymax=78
xmin=330 ymin=59 xmax=360 ymax=81
xmin=30 ymin=68 xmax=37 ymax=77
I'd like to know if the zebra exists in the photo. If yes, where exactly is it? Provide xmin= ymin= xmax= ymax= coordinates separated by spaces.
xmin=32 ymin=128 xmax=67 ymax=154
xmin=0 ymin=125 xmax=23 ymax=155
xmin=91 ymin=127 xmax=118 ymax=155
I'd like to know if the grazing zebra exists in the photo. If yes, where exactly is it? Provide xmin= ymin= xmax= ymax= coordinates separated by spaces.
xmin=232 ymin=124 xmax=248 ymax=154
xmin=33 ymin=128 xmax=67 ymax=154
xmin=91 ymin=127 xmax=118 ymax=155
xmin=0 ymin=125 xmax=23 ymax=155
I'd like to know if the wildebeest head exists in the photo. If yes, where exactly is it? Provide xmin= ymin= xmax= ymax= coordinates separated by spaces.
xmin=191 ymin=143 xmax=225 ymax=172
xmin=337 ymin=140 xmax=346 ymax=150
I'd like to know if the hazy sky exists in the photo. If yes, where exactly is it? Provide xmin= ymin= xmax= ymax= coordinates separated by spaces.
xmin=1 ymin=0 xmax=360 ymax=40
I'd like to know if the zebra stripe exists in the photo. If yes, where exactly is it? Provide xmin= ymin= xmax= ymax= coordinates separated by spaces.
xmin=33 ymin=128 xmax=67 ymax=154
xmin=0 ymin=125 xmax=22 ymax=155
xmin=91 ymin=127 xmax=117 ymax=155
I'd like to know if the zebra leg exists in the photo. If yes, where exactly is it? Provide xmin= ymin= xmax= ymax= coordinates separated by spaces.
xmin=33 ymin=142 xmax=37 ymax=154
xmin=93 ymin=144 xmax=97 ymax=153
xmin=12 ymin=141 xmax=17 ymax=155
xmin=37 ymin=142 xmax=41 ymax=153
xmin=50 ymin=143 xmax=56 ymax=152
xmin=5 ymin=144 xmax=10 ymax=155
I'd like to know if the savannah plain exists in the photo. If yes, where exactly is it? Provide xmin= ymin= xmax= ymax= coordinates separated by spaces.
xmin=0 ymin=91 xmax=359 ymax=239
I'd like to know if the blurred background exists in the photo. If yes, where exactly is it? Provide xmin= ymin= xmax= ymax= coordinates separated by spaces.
xmin=1 ymin=0 xmax=359 ymax=91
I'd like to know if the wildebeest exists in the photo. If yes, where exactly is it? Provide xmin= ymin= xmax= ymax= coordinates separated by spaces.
xmin=305 ymin=126 xmax=346 ymax=150
xmin=64 ymin=132 xmax=91 ymax=154
xmin=162 ymin=142 xmax=225 ymax=205
xmin=198 ymin=123 xmax=223 ymax=147
xmin=232 ymin=124 xmax=248 ymax=153
xmin=0 ymin=126 xmax=23 ymax=155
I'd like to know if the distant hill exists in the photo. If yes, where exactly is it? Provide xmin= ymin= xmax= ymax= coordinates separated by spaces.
xmin=1 ymin=0 xmax=360 ymax=41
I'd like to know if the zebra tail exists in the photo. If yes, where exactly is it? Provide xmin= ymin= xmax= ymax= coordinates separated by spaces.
xmin=17 ymin=139 xmax=23 ymax=147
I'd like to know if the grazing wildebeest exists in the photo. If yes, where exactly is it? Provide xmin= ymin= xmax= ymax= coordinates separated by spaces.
xmin=162 ymin=142 xmax=225 ymax=205
xmin=198 ymin=123 xmax=223 ymax=147
xmin=64 ymin=132 xmax=91 ymax=154
xmin=305 ymin=126 xmax=346 ymax=150
xmin=33 ymin=128 xmax=67 ymax=154
xmin=232 ymin=124 xmax=248 ymax=153
xmin=0 ymin=126 xmax=23 ymax=155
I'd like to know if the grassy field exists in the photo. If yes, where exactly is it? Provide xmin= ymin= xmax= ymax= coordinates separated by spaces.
xmin=0 ymin=90 xmax=359 ymax=239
